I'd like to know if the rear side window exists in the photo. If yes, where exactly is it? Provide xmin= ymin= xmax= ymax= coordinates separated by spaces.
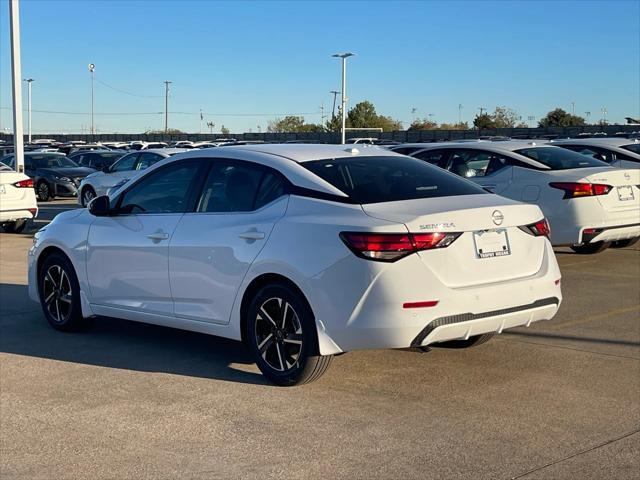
xmin=558 ymin=145 xmax=614 ymax=163
xmin=303 ymin=156 xmax=486 ymax=204
xmin=197 ymin=161 xmax=265 ymax=213
xmin=621 ymin=144 xmax=640 ymax=155
xmin=515 ymin=147 xmax=609 ymax=169
xmin=391 ymin=146 xmax=423 ymax=156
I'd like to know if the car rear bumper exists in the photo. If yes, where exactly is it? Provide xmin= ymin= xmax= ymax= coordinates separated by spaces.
xmin=580 ymin=223 xmax=640 ymax=244
xmin=0 ymin=207 xmax=37 ymax=223
xmin=314 ymin=240 xmax=562 ymax=353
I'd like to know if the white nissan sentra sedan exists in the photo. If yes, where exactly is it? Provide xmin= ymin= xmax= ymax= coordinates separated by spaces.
xmin=0 ymin=161 xmax=38 ymax=233
xmin=28 ymin=145 xmax=562 ymax=385
xmin=404 ymin=141 xmax=640 ymax=253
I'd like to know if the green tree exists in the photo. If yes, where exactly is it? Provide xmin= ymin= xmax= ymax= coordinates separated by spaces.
xmin=408 ymin=118 xmax=438 ymax=130
xmin=538 ymin=108 xmax=587 ymax=127
xmin=473 ymin=113 xmax=495 ymax=129
xmin=325 ymin=112 xmax=342 ymax=132
xmin=346 ymin=101 xmax=402 ymax=131
xmin=220 ymin=125 xmax=230 ymax=135
xmin=438 ymin=122 xmax=470 ymax=130
xmin=491 ymin=107 xmax=521 ymax=128
xmin=268 ymin=115 xmax=324 ymax=133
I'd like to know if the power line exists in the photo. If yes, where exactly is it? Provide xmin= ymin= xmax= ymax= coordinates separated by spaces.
xmin=0 ymin=106 xmax=321 ymax=117
xmin=95 ymin=78 xmax=163 ymax=98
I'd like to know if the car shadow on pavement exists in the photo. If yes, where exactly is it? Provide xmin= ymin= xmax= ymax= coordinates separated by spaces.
xmin=0 ymin=283 xmax=270 ymax=386
xmin=503 ymin=330 xmax=640 ymax=347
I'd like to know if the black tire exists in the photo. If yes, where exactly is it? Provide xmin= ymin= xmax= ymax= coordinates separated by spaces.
xmin=2 ymin=219 xmax=27 ymax=233
xmin=245 ymin=283 xmax=333 ymax=386
xmin=434 ymin=333 xmax=495 ymax=349
xmin=37 ymin=181 xmax=51 ymax=202
xmin=570 ymin=241 xmax=610 ymax=254
xmin=611 ymin=237 xmax=639 ymax=249
xmin=38 ymin=252 xmax=86 ymax=332
xmin=81 ymin=186 xmax=96 ymax=207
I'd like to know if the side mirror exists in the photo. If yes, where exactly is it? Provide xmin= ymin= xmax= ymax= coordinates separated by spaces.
xmin=88 ymin=195 xmax=111 ymax=216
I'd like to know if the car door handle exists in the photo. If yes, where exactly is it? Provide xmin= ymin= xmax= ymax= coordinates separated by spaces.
xmin=146 ymin=231 xmax=170 ymax=241
xmin=238 ymin=231 xmax=265 ymax=240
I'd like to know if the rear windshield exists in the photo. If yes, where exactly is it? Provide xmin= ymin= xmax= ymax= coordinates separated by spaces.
xmin=515 ymin=147 xmax=609 ymax=170
xmin=303 ymin=156 xmax=486 ymax=204
xmin=622 ymin=144 xmax=640 ymax=155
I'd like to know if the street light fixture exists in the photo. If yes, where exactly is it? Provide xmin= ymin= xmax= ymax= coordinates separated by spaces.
xmin=88 ymin=63 xmax=95 ymax=135
xmin=332 ymin=52 xmax=354 ymax=144
xmin=22 ymin=78 xmax=34 ymax=142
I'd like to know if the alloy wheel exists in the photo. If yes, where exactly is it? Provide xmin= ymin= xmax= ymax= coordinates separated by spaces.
xmin=82 ymin=188 xmax=95 ymax=206
xmin=42 ymin=265 xmax=73 ymax=323
xmin=38 ymin=183 xmax=49 ymax=201
xmin=254 ymin=297 xmax=303 ymax=372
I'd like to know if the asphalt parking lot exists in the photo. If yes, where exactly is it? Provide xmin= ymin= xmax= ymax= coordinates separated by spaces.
xmin=1 ymin=199 xmax=638 ymax=480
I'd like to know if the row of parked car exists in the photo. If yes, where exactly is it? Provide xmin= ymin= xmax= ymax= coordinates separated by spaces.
xmin=23 ymin=139 xmax=639 ymax=385
xmin=1 ymin=136 xmax=639 ymax=251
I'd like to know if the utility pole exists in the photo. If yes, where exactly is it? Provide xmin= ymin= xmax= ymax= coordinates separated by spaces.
xmin=320 ymin=102 xmax=325 ymax=126
xmin=330 ymin=90 xmax=339 ymax=118
xmin=478 ymin=106 xmax=486 ymax=116
xmin=571 ymin=101 xmax=575 ymax=115
xmin=332 ymin=52 xmax=354 ymax=144
xmin=10 ymin=0 xmax=25 ymax=173
xmin=601 ymin=106 xmax=607 ymax=124
xmin=458 ymin=104 xmax=463 ymax=124
xmin=199 ymin=109 xmax=203 ymax=134
xmin=164 ymin=80 xmax=172 ymax=133
xmin=23 ymin=78 xmax=33 ymax=142
xmin=207 ymin=121 xmax=215 ymax=134
xmin=88 ymin=63 xmax=95 ymax=135
xmin=585 ymin=111 xmax=591 ymax=123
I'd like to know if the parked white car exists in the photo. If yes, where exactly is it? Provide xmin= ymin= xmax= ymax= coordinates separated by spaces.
xmin=0 ymin=162 xmax=38 ymax=233
xmin=77 ymin=148 xmax=187 ymax=206
xmin=29 ymin=144 xmax=561 ymax=385
xmin=404 ymin=141 xmax=640 ymax=252
xmin=551 ymin=138 xmax=640 ymax=169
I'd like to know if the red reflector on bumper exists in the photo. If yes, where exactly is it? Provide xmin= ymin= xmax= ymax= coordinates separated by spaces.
xmin=403 ymin=300 xmax=439 ymax=309
xmin=555 ymin=279 xmax=561 ymax=286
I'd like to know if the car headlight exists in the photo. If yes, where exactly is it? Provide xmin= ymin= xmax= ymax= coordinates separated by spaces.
xmin=55 ymin=176 xmax=71 ymax=182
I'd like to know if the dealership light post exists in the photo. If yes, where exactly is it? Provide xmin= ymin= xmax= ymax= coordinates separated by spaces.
xmin=88 ymin=63 xmax=95 ymax=135
xmin=9 ymin=0 xmax=25 ymax=173
xmin=332 ymin=52 xmax=354 ymax=144
xmin=164 ymin=80 xmax=172 ymax=133
xmin=23 ymin=78 xmax=33 ymax=142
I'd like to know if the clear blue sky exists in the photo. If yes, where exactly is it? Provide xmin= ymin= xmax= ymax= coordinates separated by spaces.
xmin=1 ymin=0 xmax=638 ymax=134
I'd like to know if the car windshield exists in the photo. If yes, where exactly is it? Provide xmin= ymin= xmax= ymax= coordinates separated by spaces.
xmin=514 ymin=147 xmax=609 ymax=170
xmin=621 ymin=143 xmax=640 ymax=154
xmin=32 ymin=155 xmax=78 ymax=168
xmin=303 ymin=155 xmax=487 ymax=204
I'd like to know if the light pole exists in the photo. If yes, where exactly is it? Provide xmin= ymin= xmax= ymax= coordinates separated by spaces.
xmin=88 ymin=63 xmax=95 ymax=135
xmin=528 ymin=115 xmax=535 ymax=128
xmin=332 ymin=52 xmax=354 ymax=144
xmin=571 ymin=101 xmax=575 ymax=115
xmin=10 ymin=0 xmax=25 ymax=173
xmin=164 ymin=81 xmax=172 ymax=133
xmin=458 ymin=104 xmax=463 ymax=124
xmin=199 ymin=109 xmax=203 ymax=134
xmin=601 ymin=106 xmax=607 ymax=124
xmin=23 ymin=78 xmax=33 ymax=142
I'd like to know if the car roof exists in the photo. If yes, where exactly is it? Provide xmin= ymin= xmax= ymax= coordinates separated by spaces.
xmin=138 ymin=148 xmax=188 ymax=155
xmin=551 ymin=137 xmax=640 ymax=147
xmin=180 ymin=143 xmax=399 ymax=163
xmin=410 ymin=140 xmax=550 ymax=152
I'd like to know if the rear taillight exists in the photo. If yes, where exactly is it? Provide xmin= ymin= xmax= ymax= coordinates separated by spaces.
xmin=519 ymin=219 xmax=551 ymax=238
xmin=12 ymin=178 xmax=34 ymax=188
xmin=340 ymin=231 xmax=461 ymax=262
xmin=549 ymin=182 xmax=612 ymax=199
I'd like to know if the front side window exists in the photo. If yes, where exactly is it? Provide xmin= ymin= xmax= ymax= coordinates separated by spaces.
xmin=447 ymin=149 xmax=510 ymax=177
xmin=117 ymin=162 xmax=200 ymax=214
xmin=197 ymin=161 xmax=266 ymax=213
xmin=515 ymin=147 xmax=608 ymax=170
xmin=110 ymin=153 xmax=138 ymax=172
xmin=137 ymin=153 xmax=164 ymax=170
xmin=303 ymin=156 xmax=486 ymax=204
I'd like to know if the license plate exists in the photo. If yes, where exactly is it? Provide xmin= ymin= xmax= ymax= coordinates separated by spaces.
xmin=0 ymin=185 xmax=5 ymax=194
xmin=473 ymin=229 xmax=511 ymax=258
xmin=617 ymin=186 xmax=634 ymax=201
